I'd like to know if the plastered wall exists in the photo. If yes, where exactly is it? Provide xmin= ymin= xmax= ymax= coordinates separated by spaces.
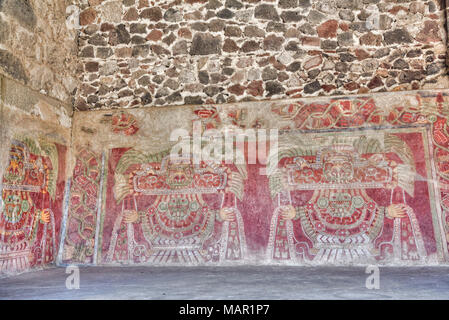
xmin=3 ymin=0 xmax=449 ymax=275
xmin=60 ymin=89 xmax=449 ymax=266
xmin=0 ymin=75 xmax=72 ymax=275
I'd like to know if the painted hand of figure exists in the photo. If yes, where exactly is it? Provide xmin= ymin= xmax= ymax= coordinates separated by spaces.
xmin=123 ymin=210 xmax=139 ymax=223
xmin=279 ymin=205 xmax=296 ymax=220
xmin=386 ymin=204 xmax=408 ymax=219
xmin=220 ymin=207 xmax=236 ymax=222
xmin=40 ymin=209 xmax=50 ymax=224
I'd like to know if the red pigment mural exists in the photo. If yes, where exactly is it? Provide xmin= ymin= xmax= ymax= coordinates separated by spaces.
xmin=267 ymin=129 xmax=438 ymax=263
xmin=65 ymin=92 xmax=449 ymax=265
xmin=111 ymin=111 xmax=139 ymax=136
xmin=62 ymin=148 xmax=101 ymax=264
xmin=101 ymin=150 xmax=248 ymax=264
xmin=0 ymin=138 xmax=67 ymax=273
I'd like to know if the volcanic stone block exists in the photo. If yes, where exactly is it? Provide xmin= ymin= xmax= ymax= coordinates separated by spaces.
xmin=254 ymin=4 xmax=280 ymax=21
xmin=190 ymin=33 xmax=221 ymax=55
xmin=384 ymin=29 xmax=413 ymax=45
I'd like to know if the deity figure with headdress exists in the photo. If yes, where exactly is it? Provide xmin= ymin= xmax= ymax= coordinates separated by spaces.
xmin=105 ymin=148 xmax=248 ymax=265
xmin=0 ymin=138 xmax=59 ymax=273
xmin=267 ymin=132 xmax=428 ymax=264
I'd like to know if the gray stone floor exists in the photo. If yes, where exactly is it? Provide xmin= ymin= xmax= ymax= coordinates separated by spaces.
xmin=0 ymin=265 xmax=449 ymax=300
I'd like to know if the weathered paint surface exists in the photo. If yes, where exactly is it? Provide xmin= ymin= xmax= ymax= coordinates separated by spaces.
xmin=61 ymin=90 xmax=449 ymax=266
xmin=0 ymin=76 xmax=71 ymax=275
xmin=3 ymin=82 xmax=449 ymax=271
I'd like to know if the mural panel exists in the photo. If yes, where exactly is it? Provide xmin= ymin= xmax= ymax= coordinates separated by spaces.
xmin=267 ymin=128 xmax=441 ymax=264
xmin=0 ymin=138 xmax=67 ymax=273
xmin=101 ymin=149 xmax=248 ymax=265
xmin=61 ymin=148 xmax=101 ymax=264
xmin=64 ymin=90 xmax=449 ymax=265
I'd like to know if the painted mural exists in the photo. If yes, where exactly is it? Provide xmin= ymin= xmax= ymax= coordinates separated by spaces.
xmin=62 ymin=90 xmax=449 ymax=266
xmin=267 ymin=129 xmax=439 ymax=264
xmin=61 ymin=148 xmax=101 ymax=264
xmin=102 ymin=150 xmax=248 ymax=264
xmin=0 ymin=137 xmax=67 ymax=273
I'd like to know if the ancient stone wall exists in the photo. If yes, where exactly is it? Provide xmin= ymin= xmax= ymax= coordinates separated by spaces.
xmin=75 ymin=0 xmax=449 ymax=110
xmin=0 ymin=0 xmax=79 ymax=104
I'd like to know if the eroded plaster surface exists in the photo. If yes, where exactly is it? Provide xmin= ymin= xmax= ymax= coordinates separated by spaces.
xmin=0 ymin=76 xmax=71 ymax=275
xmin=59 ymin=90 xmax=449 ymax=266
xmin=2 ymin=0 xmax=449 ymax=276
